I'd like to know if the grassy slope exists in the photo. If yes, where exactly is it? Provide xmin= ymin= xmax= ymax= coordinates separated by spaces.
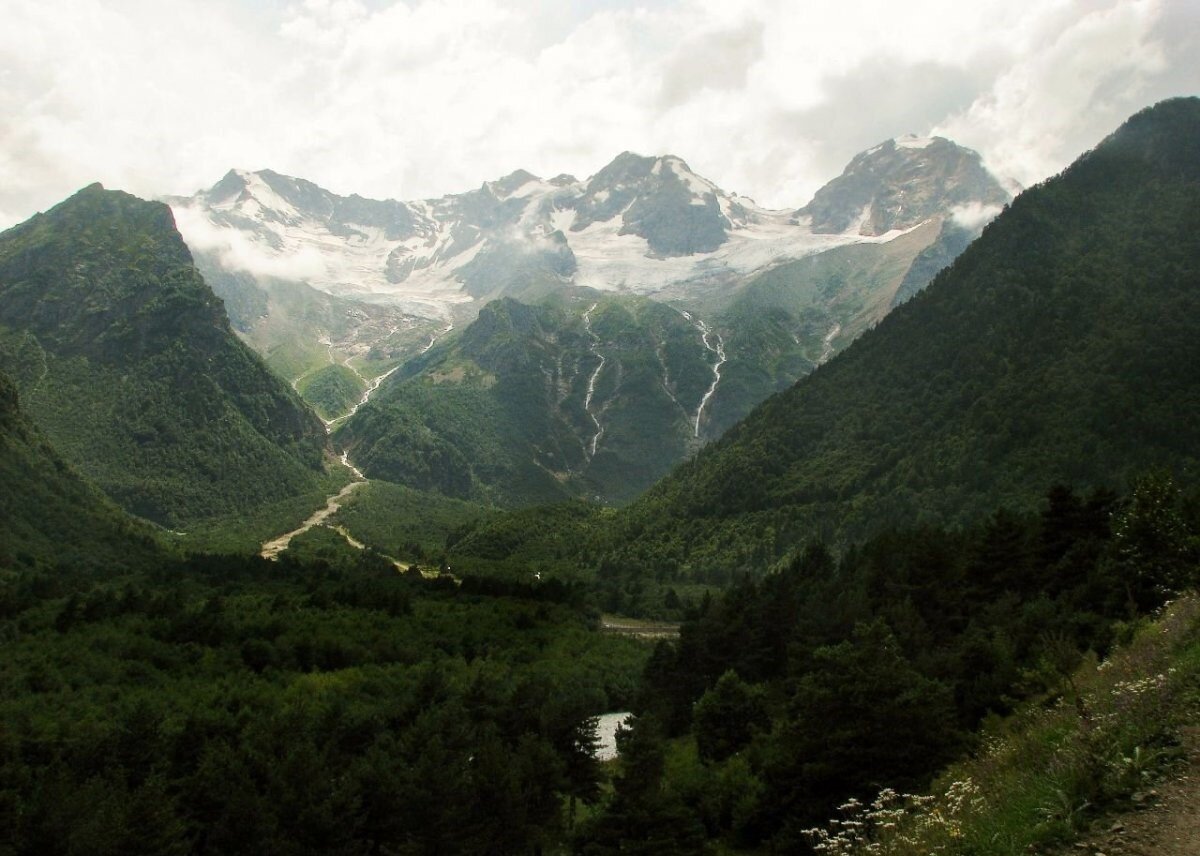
xmin=296 ymin=363 xmax=366 ymax=421
xmin=801 ymin=593 xmax=1200 ymax=854
xmin=709 ymin=219 xmax=940 ymax=437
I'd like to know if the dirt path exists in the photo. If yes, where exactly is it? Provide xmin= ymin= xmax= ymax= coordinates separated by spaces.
xmin=1071 ymin=726 xmax=1200 ymax=855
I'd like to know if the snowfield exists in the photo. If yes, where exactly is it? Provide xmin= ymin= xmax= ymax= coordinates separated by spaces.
xmin=170 ymin=151 xmax=996 ymax=321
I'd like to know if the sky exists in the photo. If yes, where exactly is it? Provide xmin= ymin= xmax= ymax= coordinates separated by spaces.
xmin=1 ymin=0 xmax=1197 ymax=227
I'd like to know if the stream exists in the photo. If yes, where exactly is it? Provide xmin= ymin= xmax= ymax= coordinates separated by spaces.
xmin=680 ymin=310 xmax=727 ymax=437
xmin=325 ymin=360 xmax=400 ymax=429
xmin=819 ymin=322 xmax=841 ymax=365
xmin=582 ymin=303 xmax=607 ymax=456
xmin=263 ymin=321 xmax=454 ymax=560
xmin=420 ymin=321 xmax=455 ymax=354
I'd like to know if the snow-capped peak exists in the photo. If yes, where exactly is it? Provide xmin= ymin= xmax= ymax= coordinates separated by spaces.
xmin=894 ymin=134 xmax=937 ymax=150
xmin=483 ymin=169 xmax=549 ymax=199
xmin=170 ymin=139 xmax=1010 ymax=321
xmin=661 ymin=155 xmax=717 ymax=198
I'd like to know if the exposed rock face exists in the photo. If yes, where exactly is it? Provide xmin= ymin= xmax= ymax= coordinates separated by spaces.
xmin=796 ymin=136 xmax=1010 ymax=236
xmin=571 ymin=152 xmax=738 ymax=256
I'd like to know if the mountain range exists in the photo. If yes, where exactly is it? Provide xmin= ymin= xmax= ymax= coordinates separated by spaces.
xmin=171 ymin=136 xmax=1009 ymax=323
xmin=167 ymin=137 xmax=1011 ymax=504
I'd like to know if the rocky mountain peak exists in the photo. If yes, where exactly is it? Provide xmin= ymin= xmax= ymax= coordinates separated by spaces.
xmin=486 ymin=169 xmax=542 ymax=198
xmin=796 ymin=136 xmax=1011 ymax=236
xmin=0 ymin=183 xmax=329 ymax=526
xmin=204 ymin=169 xmax=251 ymax=205
xmin=0 ymin=184 xmax=225 ymax=361
xmin=569 ymin=151 xmax=732 ymax=256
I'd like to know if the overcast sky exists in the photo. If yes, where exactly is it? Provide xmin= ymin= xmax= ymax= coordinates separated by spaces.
xmin=2 ymin=0 xmax=1197 ymax=227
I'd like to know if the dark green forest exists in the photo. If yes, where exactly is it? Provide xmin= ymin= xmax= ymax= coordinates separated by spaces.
xmin=1 ymin=477 xmax=1195 ymax=854
xmin=601 ymin=477 xmax=1199 ymax=852
xmin=0 ymin=550 xmax=648 ymax=855
xmin=0 ymin=370 xmax=160 ymax=569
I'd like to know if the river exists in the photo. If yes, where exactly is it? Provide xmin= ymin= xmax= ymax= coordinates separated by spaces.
xmin=263 ymin=323 xmax=453 ymax=560
xmin=594 ymin=712 xmax=633 ymax=761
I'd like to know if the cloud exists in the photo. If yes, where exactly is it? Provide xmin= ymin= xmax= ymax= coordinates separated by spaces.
xmin=934 ymin=0 xmax=1194 ymax=188
xmin=1 ymin=0 xmax=1197 ymax=228
xmin=171 ymin=204 xmax=330 ymax=281
xmin=758 ymin=57 xmax=1000 ymax=206
xmin=0 ymin=0 xmax=284 ymax=224
xmin=657 ymin=20 xmax=765 ymax=109
xmin=948 ymin=202 xmax=1005 ymax=232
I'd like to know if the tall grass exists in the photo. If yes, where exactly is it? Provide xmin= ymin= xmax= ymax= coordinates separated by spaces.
xmin=802 ymin=594 xmax=1200 ymax=855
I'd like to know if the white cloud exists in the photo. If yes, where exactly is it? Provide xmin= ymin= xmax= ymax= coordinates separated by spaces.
xmin=934 ymin=0 xmax=1181 ymax=188
xmin=171 ymin=204 xmax=330 ymax=281
xmin=1 ymin=0 xmax=1196 ymax=228
xmin=949 ymin=202 xmax=1005 ymax=232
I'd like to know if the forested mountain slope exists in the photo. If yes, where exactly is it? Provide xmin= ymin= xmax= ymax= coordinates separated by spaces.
xmin=333 ymin=218 xmax=962 ymax=507
xmin=0 ymin=185 xmax=327 ymax=527
xmin=604 ymin=97 xmax=1200 ymax=579
xmin=338 ymin=294 xmax=718 ymax=505
xmin=0 ymin=370 xmax=158 ymax=567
